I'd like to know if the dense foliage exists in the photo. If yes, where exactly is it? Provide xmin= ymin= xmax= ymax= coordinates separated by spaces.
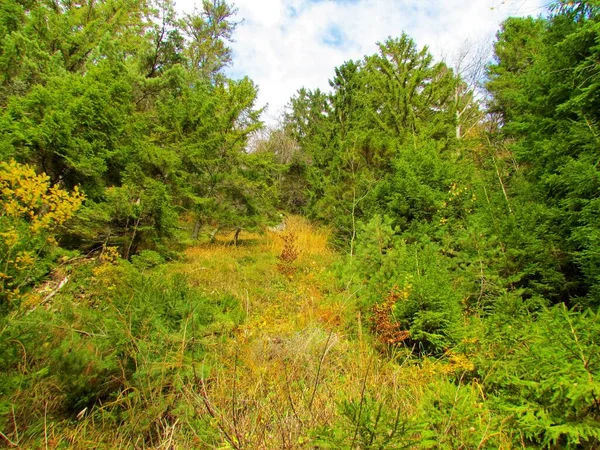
xmin=1 ymin=0 xmax=599 ymax=448
xmin=277 ymin=0 xmax=600 ymax=447
xmin=0 ymin=0 xmax=278 ymax=262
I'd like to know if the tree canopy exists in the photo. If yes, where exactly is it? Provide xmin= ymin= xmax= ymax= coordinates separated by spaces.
xmin=2 ymin=1 xmax=600 ymax=448
xmin=0 ymin=0 xmax=278 ymax=256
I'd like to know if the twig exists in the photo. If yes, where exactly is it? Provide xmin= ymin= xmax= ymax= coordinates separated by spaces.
xmin=232 ymin=347 xmax=243 ymax=448
xmin=477 ymin=432 xmax=502 ymax=450
xmin=563 ymin=305 xmax=600 ymax=410
xmin=125 ymin=213 xmax=142 ymax=260
xmin=192 ymin=365 xmax=240 ymax=450
xmin=8 ymin=340 xmax=27 ymax=373
xmin=11 ymin=405 xmax=19 ymax=445
xmin=180 ymin=313 xmax=190 ymax=366
xmin=44 ymin=401 xmax=48 ymax=450
xmin=39 ymin=276 xmax=69 ymax=308
xmin=51 ymin=325 xmax=106 ymax=338
xmin=0 ymin=431 xmax=17 ymax=448
xmin=283 ymin=362 xmax=304 ymax=426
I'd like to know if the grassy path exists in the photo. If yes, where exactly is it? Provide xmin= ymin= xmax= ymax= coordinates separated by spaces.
xmin=0 ymin=217 xmax=503 ymax=449
xmin=170 ymin=218 xmax=431 ymax=449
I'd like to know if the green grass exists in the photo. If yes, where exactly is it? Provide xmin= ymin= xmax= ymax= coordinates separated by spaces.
xmin=0 ymin=217 xmax=520 ymax=449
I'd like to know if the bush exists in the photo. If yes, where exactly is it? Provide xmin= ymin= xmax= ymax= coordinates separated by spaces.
xmin=415 ymin=379 xmax=511 ymax=449
xmin=0 ymin=160 xmax=84 ymax=307
xmin=0 ymin=260 xmax=245 ymax=445
xmin=342 ymin=215 xmax=464 ymax=354
xmin=131 ymin=249 xmax=165 ymax=269
xmin=483 ymin=304 xmax=600 ymax=448
xmin=312 ymin=395 xmax=415 ymax=449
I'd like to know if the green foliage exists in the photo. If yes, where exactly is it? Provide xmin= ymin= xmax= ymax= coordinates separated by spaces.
xmin=2 ymin=63 xmax=133 ymax=194
xmin=0 ymin=0 xmax=276 ymax=259
xmin=132 ymin=249 xmax=165 ymax=269
xmin=315 ymin=383 xmax=510 ymax=450
xmin=313 ymin=396 xmax=414 ymax=449
xmin=487 ymin=4 xmax=600 ymax=305
xmin=482 ymin=304 xmax=600 ymax=448
xmin=340 ymin=215 xmax=463 ymax=354
xmin=415 ymin=380 xmax=509 ymax=449
xmin=282 ymin=6 xmax=600 ymax=448
xmin=283 ymin=34 xmax=462 ymax=246
xmin=0 ymin=260 xmax=244 ymax=444
xmin=3 ymin=0 xmax=600 ymax=447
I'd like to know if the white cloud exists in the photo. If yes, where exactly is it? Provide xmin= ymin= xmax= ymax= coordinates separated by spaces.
xmin=176 ymin=0 xmax=548 ymax=124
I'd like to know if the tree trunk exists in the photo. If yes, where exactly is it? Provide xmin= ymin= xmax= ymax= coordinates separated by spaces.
xmin=192 ymin=220 xmax=201 ymax=240
xmin=233 ymin=227 xmax=242 ymax=246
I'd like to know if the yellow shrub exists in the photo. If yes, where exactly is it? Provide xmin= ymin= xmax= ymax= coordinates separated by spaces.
xmin=0 ymin=160 xmax=85 ymax=302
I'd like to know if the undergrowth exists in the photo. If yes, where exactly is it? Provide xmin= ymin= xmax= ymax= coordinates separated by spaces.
xmin=0 ymin=256 xmax=244 ymax=448
xmin=1 ymin=216 xmax=597 ymax=448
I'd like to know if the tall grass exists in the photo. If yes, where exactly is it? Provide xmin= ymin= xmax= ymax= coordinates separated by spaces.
xmin=0 ymin=216 xmax=516 ymax=448
xmin=263 ymin=215 xmax=331 ymax=259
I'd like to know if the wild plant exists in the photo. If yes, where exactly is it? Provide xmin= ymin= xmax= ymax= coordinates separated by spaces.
xmin=277 ymin=230 xmax=299 ymax=276
xmin=0 ymin=161 xmax=84 ymax=307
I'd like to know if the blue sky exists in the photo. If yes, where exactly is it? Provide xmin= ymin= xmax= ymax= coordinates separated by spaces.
xmin=178 ymin=0 xmax=549 ymax=124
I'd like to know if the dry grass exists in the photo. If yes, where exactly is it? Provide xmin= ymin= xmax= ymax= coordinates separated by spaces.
xmin=262 ymin=215 xmax=332 ymax=259
xmin=193 ymin=333 xmax=440 ymax=449
xmin=10 ymin=216 xmax=511 ymax=449
xmin=202 ymin=215 xmax=332 ymax=259
xmin=164 ymin=216 xmax=446 ymax=449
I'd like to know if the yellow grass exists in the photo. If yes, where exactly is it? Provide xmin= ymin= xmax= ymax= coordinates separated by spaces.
xmin=32 ymin=216 xmax=511 ymax=449
xmin=262 ymin=215 xmax=331 ymax=259
xmin=202 ymin=215 xmax=331 ymax=260
xmin=167 ymin=216 xmax=461 ymax=448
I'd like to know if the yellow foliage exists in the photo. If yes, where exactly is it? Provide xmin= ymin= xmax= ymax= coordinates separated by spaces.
xmin=0 ymin=160 xmax=85 ymax=300
xmin=0 ymin=160 xmax=84 ymax=232
xmin=445 ymin=350 xmax=476 ymax=373
xmin=0 ymin=230 xmax=19 ymax=247
xmin=425 ymin=350 xmax=475 ymax=376
xmin=100 ymin=246 xmax=121 ymax=265
xmin=20 ymin=292 xmax=43 ymax=309
xmin=15 ymin=251 xmax=35 ymax=269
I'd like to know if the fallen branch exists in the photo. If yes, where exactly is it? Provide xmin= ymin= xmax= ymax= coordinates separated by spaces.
xmin=41 ymin=276 xmax=69 ymax=306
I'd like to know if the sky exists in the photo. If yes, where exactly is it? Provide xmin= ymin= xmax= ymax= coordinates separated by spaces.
xmin=177 ymin=0 xmax=549 ymax=124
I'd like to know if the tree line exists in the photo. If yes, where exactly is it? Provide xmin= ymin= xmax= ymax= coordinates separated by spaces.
xmin=1 ymin=0 xmax=277 ymax=267
xmin=1 ymin=0 xmax=600 ymax=446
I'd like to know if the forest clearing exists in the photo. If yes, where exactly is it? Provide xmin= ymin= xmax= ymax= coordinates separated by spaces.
xmin=1 ymin=218 xmax=519 ymax=448
xmin=1 ymin=0 xmax=600 ymax=448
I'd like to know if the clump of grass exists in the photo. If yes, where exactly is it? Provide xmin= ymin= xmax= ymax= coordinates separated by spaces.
xmin=264 ymin=215 xmax=331 ymax=259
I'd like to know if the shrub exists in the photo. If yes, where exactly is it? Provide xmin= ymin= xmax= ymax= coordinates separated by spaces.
xmin=484 ymin=304 xmax=600 ymax=448
xmin=132 ymin=249 xmax=165 ymax=269
xmin=0 ymin=260 xmax=245 ymax=446
xmin=415 ymin=379 xmax=511 ymax=449
xmin=277 ymin=230 xmax=299 ymax=276
xmin=342 ymin=215 xmax=464 ymax=354
xmin=0 ymin=160 xmax=84 ymax=307
xmin=313 ymin=395 xmax=415 ymax=449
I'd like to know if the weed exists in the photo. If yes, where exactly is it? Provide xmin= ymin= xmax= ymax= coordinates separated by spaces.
xmin=372 ymin=286 xmax=411 ymax=347
xmin=277 ymin=231 xmax=299 ymax=276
